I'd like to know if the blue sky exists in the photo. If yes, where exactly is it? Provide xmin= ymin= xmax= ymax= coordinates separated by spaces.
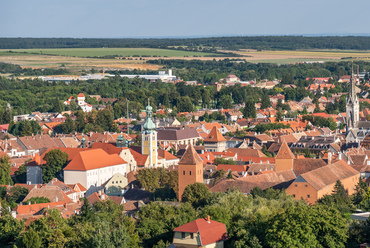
xmin=1 ymin=0 xmax=370 ymax=38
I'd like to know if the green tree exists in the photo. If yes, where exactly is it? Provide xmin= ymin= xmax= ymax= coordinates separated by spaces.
xmin=266 ymin=204 xmax=319 ymax=248
xmin=304 ymin=147 xmax=311 ymax=158
xmin=41 ymin=149 xmax=68 ymax=183
xmin=276 ymin=108 xmax=283 ymax=121
xmin=23 ymin=197 xmax=50 ymax=204
xmin=74 ymin=110 xmax=86 ymax=132
xmin=0 ymin=155 xmax=12 ymax=185
xmin=243 ymin=100 xmax=256 ymax=118
xmin=22 ymin=229 xmax=41 ymax=248
xmin=96 ymin=108 xmax=114 ymax=131
xmin=0 ymin=212 xmax=25 ymax=245
xmin=181 ymin=182 xmax=212 ymax=207
xmin=53 ymin=97 xmax=63 ymax=113
xmin=260 ymin=95 xmax=271 ymax=109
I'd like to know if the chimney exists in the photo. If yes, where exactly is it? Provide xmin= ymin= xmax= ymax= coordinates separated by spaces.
xmin=98 ymin=190 xmax=102 ymax=196
xmin=328 ymin=152 xmax=332 ymax=165
xmin=206 ymin=215 xmax=211 ymax=223
xmin=338 ymin=153 xmax=342 ymax=160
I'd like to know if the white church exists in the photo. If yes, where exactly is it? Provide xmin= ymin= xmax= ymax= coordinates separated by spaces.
xmin=64 ymin=93 xmax=92 ymax=112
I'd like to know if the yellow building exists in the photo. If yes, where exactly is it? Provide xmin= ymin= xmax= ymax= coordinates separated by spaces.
xmin=141 ymin=101 xmax=158 ymax=168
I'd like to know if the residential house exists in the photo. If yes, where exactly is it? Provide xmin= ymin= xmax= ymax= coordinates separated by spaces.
xmin=172 ymin=216 xmax=228 ymax=248
xmin=204 ymin=126 xmax=227 ymax=152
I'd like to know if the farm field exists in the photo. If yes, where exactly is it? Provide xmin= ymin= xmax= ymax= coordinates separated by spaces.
xmin=235 ymin=49 xmax=370 ymax=63
xmin=0 ymin=48 xmax=217 ymax=58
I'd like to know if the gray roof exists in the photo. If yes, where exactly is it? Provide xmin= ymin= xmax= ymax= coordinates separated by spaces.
xmin=157 ymin=128 xmax=200 ymax=141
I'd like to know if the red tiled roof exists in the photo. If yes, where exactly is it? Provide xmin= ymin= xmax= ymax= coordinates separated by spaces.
xmin=174 ymin=217 xmax=228 ymax=246
xmin=64 ymin=149 xmax=126 ymax=171
xmin=204 ymin=126 xmax=226 ymax=142
xmin=275 ymin=141 xmax=294 ymax=159
xmin=129 ymin=149 xmax=148 ymax=166
xmin=77 ymin=93 xmax=85 ymax=97
xmin=299 ymin=160 xmax=359 ymax=190
xmin=157 ymin=149 xmax=179 ymax=161
xmin=179 ymin=145 xmax=203 ymax=165
xmin=217 ymin=164 xmax=247 ymax=172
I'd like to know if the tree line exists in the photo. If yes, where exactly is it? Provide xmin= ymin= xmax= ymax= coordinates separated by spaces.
xmin=2 ymin=36 xmax=370 ymax=50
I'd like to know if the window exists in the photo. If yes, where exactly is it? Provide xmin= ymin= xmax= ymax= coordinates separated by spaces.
xmin=120 ymin=181 xmax=122 ymax=183
xmin=305 ymin=184 xmax=308 ymax=187
xmin=293 ymin=194 xmax=295 ymax=198
xmin=307 ymin=195 xmax=310 ymax=198
xmin=112 ymin=181 xmax=114 ymax=184
xmin=295 ymin=184 xmax=297 ymax=187
xmin=189 ymin=171 xmax=192 ymax=175
xmin=190 ymin=233 xmax=194 ymax=239
xmin=182 ymin=232 xmax=185 ymax=239
xmin=183 ymin=171 xmax=185 ymax=175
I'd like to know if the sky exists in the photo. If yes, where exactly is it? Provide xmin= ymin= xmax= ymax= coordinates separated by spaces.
xmin=1 ymin=0 xmax=370 ymax=38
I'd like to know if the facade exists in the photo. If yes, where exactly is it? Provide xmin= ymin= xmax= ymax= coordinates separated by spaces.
xmin=286 ymin=160 xmax=359 ymax=205
xmin=141 ymin=101 xmax=158 ymax=168
xmin=157 ymin=128 xmax=200 ymax=147
xmin=204 ymin=126 xmax=227 ymax=152
xmin=172 ymin=216 xmax=228 ymax=248
xmin=178 ymin=145 xmax=204 ymax=201
xmin=102 ymin=173 xmax=128 ymax=196
xmin=63 ymin=149 xmax=128 ymax=196
xmin=274 ymin=141 xmax=295 ymax=172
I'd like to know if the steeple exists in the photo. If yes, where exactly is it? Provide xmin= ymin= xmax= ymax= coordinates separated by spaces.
xmin=346 ymin=64 xmax=360 ymax=135
xmin=143 ymin=99 xmax=155 ymax=132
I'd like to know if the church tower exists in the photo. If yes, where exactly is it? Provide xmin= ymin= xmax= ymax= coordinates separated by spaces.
xmin=141 ymin=100 xmax=158 ymax=168
xmin=346 ymin=69 xmax=359 ymax=134
xmin=178 ymin=144 xmax=204 ymax=201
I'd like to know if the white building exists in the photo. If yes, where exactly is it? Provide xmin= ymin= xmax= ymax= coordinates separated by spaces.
xmin=63 ymin=148 xmax=128 ymax=196
xmin=64 ymin=93 xmax=92 ymax=113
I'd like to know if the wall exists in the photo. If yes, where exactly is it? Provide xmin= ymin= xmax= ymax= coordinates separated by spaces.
xmin=26 ymin=166 xmax=43 ymax=184
xmin=275 ymin=158 xmax=293 ymax=172
xmin=286 ymin=182 xmax=318 ymax=205
xmin=178 ymin=163 xmax=203 ymax=201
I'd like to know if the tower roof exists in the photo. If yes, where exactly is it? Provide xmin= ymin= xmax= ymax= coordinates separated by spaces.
xmin=276 ymin=140 xmax=295 ymax=159
xmin=204 ymin=126 xmax=226 ymax=142
xmin=179 ymin=144 xmax=203 ymax=165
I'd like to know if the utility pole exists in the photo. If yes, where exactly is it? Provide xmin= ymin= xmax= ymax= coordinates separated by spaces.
xmin=127 ymin=99 xmax=129 ymax=135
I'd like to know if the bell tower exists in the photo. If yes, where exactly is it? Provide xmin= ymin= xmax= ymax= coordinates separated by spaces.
xmin=346 ymin=67 xmax=359 ymax=134
xmin=141 ymin=99 xmax=158 ymax=168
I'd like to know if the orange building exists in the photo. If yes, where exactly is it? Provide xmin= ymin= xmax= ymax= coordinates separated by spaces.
xmin=286 ymin=160 xmax=359 ymax=205
xmin=178 ymin=145 xmax=204 ymax=201
xmin=275 ymin=141 xmax=295 ymax=172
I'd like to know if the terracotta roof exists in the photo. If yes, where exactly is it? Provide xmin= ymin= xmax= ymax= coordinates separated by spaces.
xmin=46 ymin=178 xmax=75 ymax=195
xmin=129 ymin=149 xmax=148 ymax=166
xmin=298 ymin=160 xmax=359 ymax=190
xmin=67 ymin=183 xmax=87 ymax=193
xmin=60 ymin=137 xmax=79 ymax=148
xmin=23 ymin=186 xmax=72 ymax=203
xmin=64 ymin=149 xmax=126 ymax=171
xmin=26 ymin=147 xmax=90 ymax=167
xmin=210 ymin=170 xmax=295 ymax=194
xmin=226 ymin=148 xmax=266 ymax=157
xmin=293 ymin=158 xmax=327 ymax=177
xmin=174 ymin=217 xmax=228 ymax=246
xmin=77 ymin=93 xmax=85 ymax=97
xmin=217 ymin=164 xmax=247 ymax=172
xmin=179 ymin=144 xmax=203 ymax=165
xmin=275 ymin=141 xmax=295 ymax=159
xmin=87 ymin=192 xmax=108 ymax=204
xmin=18 ymin=135 xmax=64 ymax=151
xmin=91 ymin=142 xmax=124 ymax=155
xmin=109 ymin=196 xmax=125 ymax=205
xmin=157 ymin=149 xmax=179 ymax=161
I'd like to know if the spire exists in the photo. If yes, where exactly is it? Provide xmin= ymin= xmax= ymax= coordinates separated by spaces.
xmin=179 ymin=145 xmax=203 ymax=165
xmin=276 ymin=140 xmax=295 ymax=159
xmin=204 ymin=126 xmax=226 ymax=142
xmin=143 ymin=98 xmax=155 ymax=132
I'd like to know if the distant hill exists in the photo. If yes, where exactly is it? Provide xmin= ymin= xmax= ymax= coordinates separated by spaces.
xmin=1 ymin=36 xmax=370 ymax=50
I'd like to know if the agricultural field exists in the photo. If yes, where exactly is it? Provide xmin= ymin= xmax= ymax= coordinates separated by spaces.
xmin=0 ymin=48 xmax=217 ymax=58
xmin=236 ymin=49 xmax=370 ymax=63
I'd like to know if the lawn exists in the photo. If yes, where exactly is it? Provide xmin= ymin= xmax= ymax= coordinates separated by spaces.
xmin=0 ymin=48 xmax=216 ymax=58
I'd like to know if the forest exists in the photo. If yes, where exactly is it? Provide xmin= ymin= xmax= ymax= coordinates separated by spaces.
xmin=2 ymin=36 xmax=370 ymax=50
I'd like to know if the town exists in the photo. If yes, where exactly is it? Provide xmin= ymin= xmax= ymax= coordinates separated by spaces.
xmin=0 ymin=58 xmax=370 ymax=247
